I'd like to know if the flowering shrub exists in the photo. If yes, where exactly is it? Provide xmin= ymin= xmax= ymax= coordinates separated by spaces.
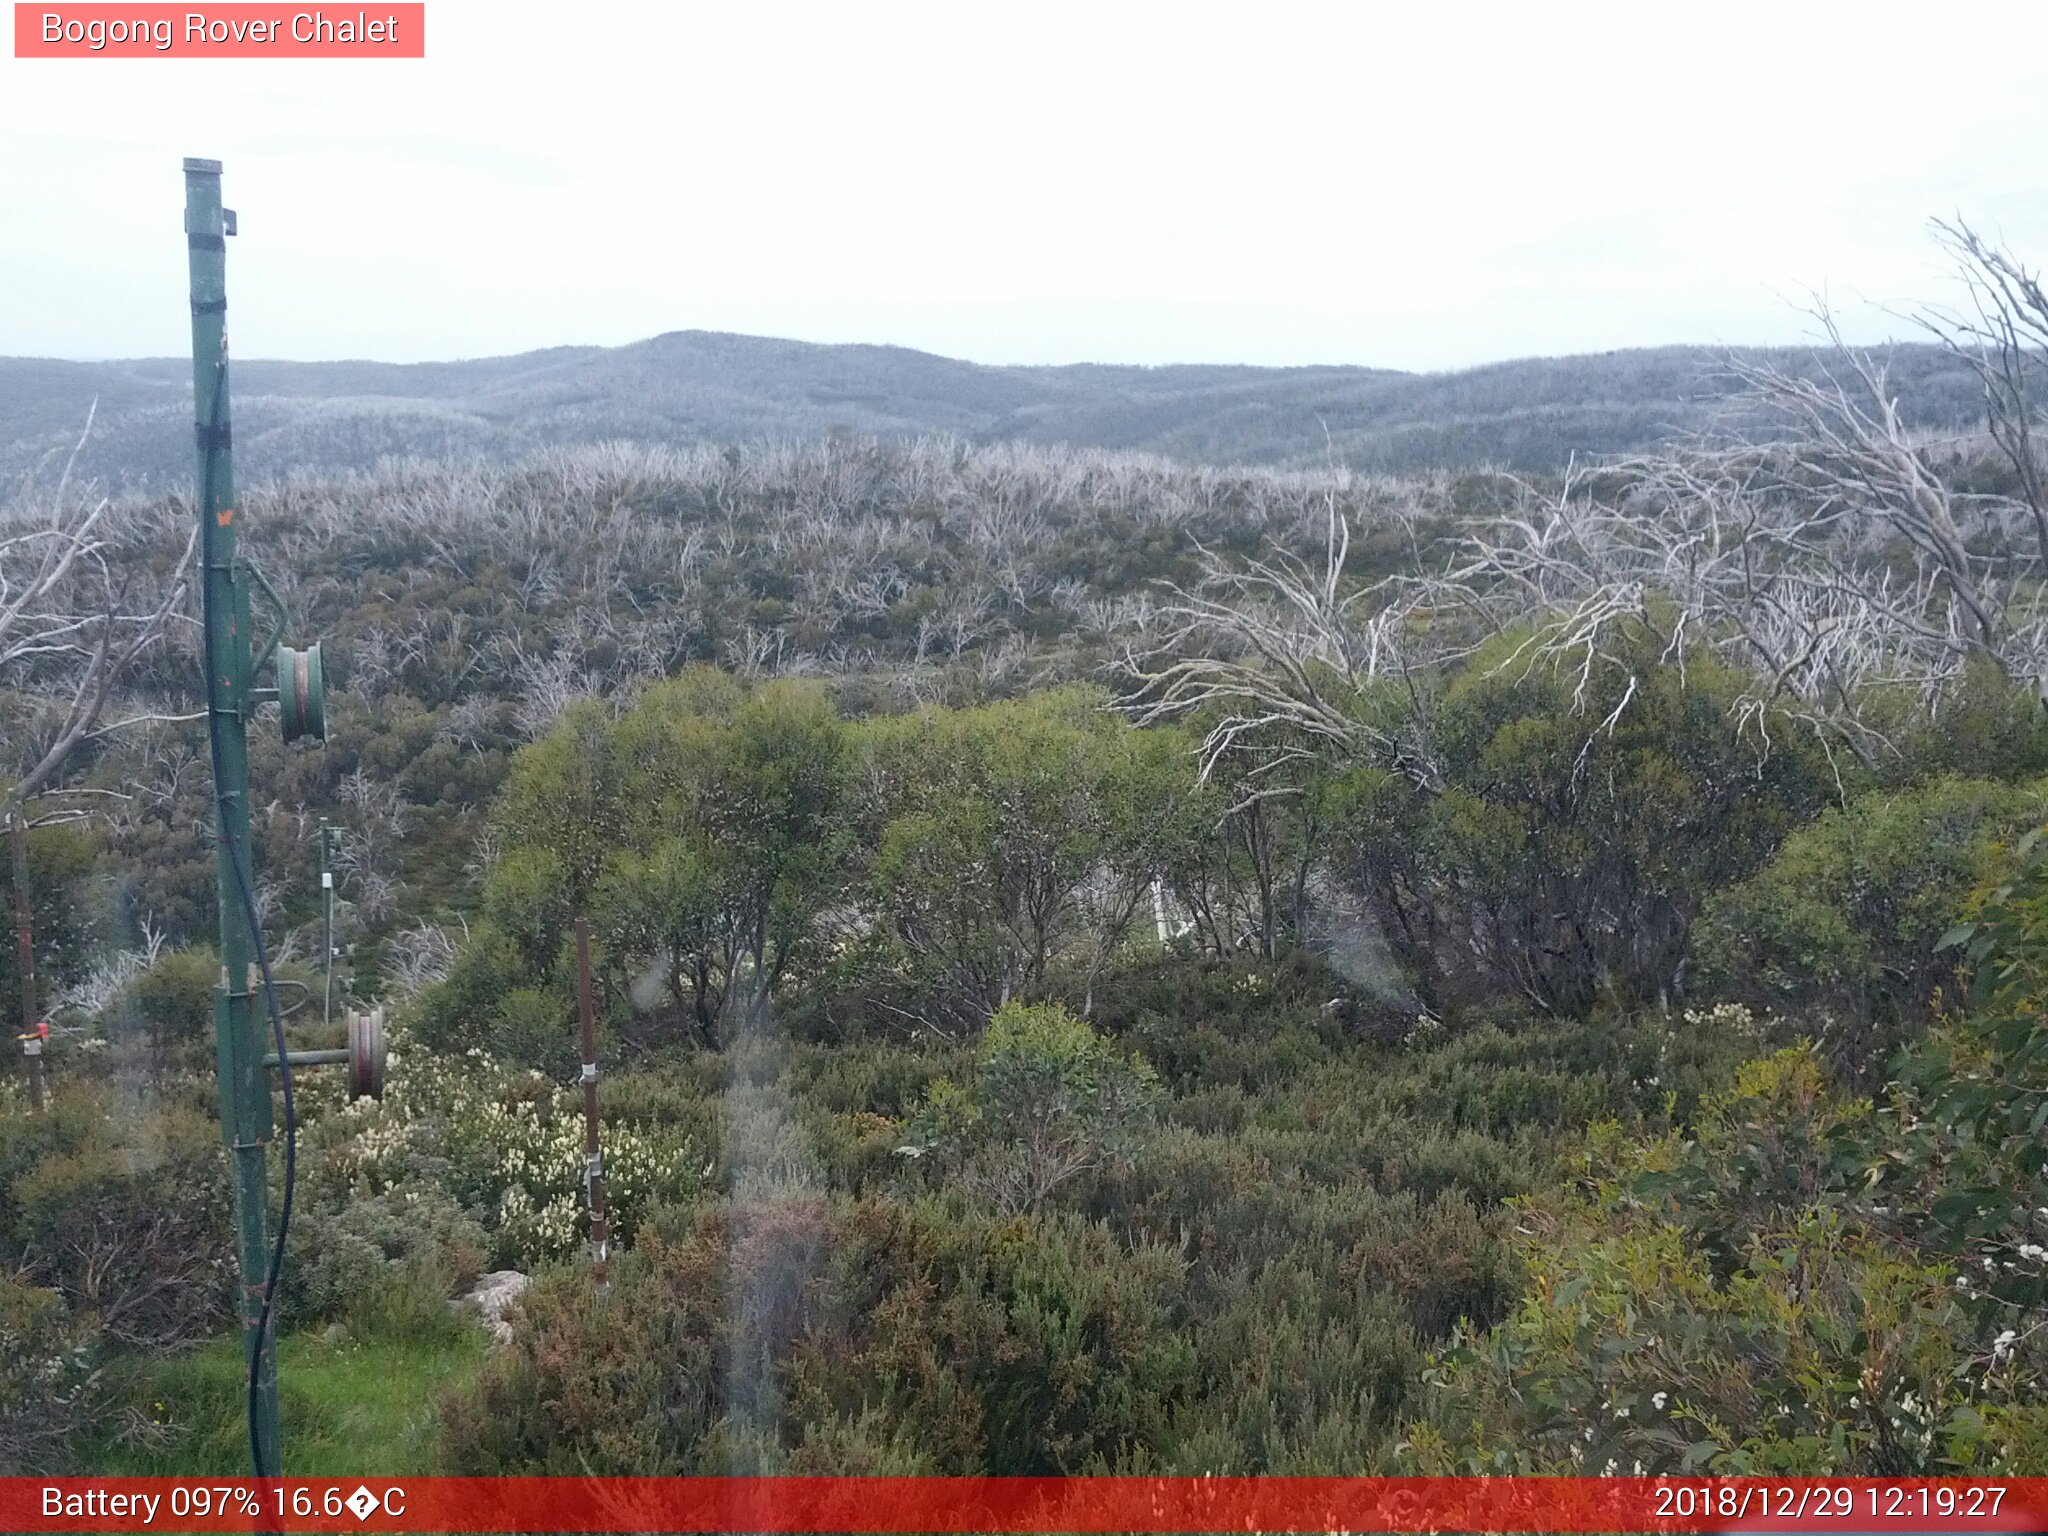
xmin=317 ymin=1032 xmax=699 ymax=1267
xmin=1869 ymin=829 xmax=2048 ymax=1383
xmin=0 ymin=1275 xmax=105 ymax=1474
xmin=1403 ymin=1047 xmax=2048 ymax=1473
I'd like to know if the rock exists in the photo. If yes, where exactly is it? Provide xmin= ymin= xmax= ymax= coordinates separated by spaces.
xmin=456 ymin=1269 xmax=530 ymax=1345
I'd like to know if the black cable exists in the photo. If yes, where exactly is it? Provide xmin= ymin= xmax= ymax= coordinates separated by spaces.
xmin=233 ymin=812 xmax=296 ymax=1474
xmin=198 ymin=354 xmax=297 ymax=1474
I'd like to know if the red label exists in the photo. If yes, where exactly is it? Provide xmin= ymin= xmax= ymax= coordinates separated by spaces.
xmin=14 ymin=3 xmax=425 ymax=56
xmin=3 ymin=1478 xmax=2047 ymax=1534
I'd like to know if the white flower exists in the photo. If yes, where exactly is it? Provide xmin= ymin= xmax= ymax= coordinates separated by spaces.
xmin=1651 ymin=1392 xmax=1668 ymax=1411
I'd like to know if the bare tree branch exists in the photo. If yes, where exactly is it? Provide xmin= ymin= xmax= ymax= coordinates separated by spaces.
xmin=2 ymin=412 xmax=198 ymax=820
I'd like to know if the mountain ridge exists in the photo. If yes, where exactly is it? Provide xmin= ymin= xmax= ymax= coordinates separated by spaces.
xmin=1 ymin=328 xmax=1987 ymax=491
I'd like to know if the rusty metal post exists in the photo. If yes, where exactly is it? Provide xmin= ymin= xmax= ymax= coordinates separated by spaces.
xmin=573 ymin=919 xmax=610 ymax=1298
xmin=319 ymin=819 xmax=334 ymax=1028
xmin=10 ymin=813 xmax=45 ymax=1112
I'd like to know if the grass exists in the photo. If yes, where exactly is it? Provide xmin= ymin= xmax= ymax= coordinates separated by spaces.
xmin=94 ymin=1324 xmax=489 ymax=1476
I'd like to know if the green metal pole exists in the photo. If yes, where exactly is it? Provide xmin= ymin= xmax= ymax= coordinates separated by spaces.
xmin=185 ymin=156 xmax=282 ymax=1479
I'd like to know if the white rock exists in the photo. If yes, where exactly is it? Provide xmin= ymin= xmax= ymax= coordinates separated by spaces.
xmin=456 ymin=1269 xmax=530 ymax=1345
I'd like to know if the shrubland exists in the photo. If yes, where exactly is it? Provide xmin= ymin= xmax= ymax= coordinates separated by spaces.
xmin=8 ymin=224 xmax=2048 ymax=1473
xmin=1406 ymin=833 xmax=2048 ymax=1473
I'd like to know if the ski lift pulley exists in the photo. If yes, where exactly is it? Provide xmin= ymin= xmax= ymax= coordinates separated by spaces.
xmin=263 ymin=1004 xmax=385 ymax=1100
xmin=277 ymin=641 xmax=327 ymax=743
xmin=347 ymin=1005 xmax=385 ymax=1100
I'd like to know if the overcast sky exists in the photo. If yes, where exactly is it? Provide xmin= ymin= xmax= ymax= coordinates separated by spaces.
xmin=5 ymin=1 xmax=2048 ymax=371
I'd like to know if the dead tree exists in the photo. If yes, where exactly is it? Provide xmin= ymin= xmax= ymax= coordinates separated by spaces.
xmin=1919 ymin=219 xmax=2048 ymax=557
xmin=1438 ymin=286 xmax=2048 ymax=766
xmin=1121 ymin=484 xmax=1447 ymax=792
xmin=2 ymin=413 xmax=192 ymax=1105
xmin=1125 ymin=222 xmax=2048 ymax=788
xmin=2 ymin=409 xmax=198 ymax=822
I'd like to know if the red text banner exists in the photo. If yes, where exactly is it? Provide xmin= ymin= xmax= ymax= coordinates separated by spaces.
xmin=14 ymin=4 xmax=424 ymax=57
xmin=6 ymin=1477 xmax=2048 ymax=1534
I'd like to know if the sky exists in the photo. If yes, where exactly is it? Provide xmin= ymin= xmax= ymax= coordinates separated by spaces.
xmin=5 ymin=0 xmax=2048 ymax=372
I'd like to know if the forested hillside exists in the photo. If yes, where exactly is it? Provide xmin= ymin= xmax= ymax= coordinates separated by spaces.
xmin=6 ymin=238 xmax=2048 ymax=1478
xmin=0 ymin=332 xmax=1991 ymax=489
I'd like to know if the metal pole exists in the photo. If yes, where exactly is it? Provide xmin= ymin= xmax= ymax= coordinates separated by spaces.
xmin=185 ymin=156 xmax=282 ymax=1478
xmin=9 ymin=813 xmax=45 ymax=1112
xmin=319 ymin=819 xmax=333 ymax=1029
xmin=263 ymin=1048 xmax=351 ymax=1068
xmin=574 ymin=919 xmax=610 ymax=1299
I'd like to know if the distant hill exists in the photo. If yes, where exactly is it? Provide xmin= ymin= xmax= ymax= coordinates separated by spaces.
xmin=0 ymin=330 xmax=1990 ymax=492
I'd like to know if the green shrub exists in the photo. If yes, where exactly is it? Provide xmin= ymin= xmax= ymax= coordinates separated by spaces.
xmin=1 ymin=1087 xmax=231 ymax=1350
xmin=281 ymin=1184 xmax=486 ymax=1335
xmin=99 ymin=949 xmax=217 ymax=1079
xmin=855 ymin=689 xmax=1147 ymax=1031
xmin=0 ymin=1274 xmax=107 ymax=1474
xmin=1407 ymin=832 xmax=2048 ymax=1476
xmin=902 ymin=1002 xmax=1160 ymax=1216
xmin=1335 ymin=629 xmax=1828 ymax=1015
xmin=481 ymin=672 xmax=856 ymax=1049
xmin=1093 ymin=953 xmax=1347 ymax=1092
xmin=1695 ymin=775 xmax=2048 ymax=1073
xmin=487 ymin=986 xmax=580 ymax=1076
xmin=409 ymin=920 xmax=536 ymax=1056
xmin=1866 ymin=829 xmax=2048 ymax=1363
xmin=1882 ymin=657 xmax=2048 ymax=785
xmin=0 ymin=819 xmax=97 ymax=1032
xmin=343 ymin=1255 xmax=481 ymax=1349
xmin=1403 ymin=1048 xmax=2047 ymax=1474
xmin=441 ymin=1193 xmax=1197 ymax=1475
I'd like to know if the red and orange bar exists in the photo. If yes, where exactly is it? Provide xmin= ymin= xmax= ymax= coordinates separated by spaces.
xmin=13 ymin=4 xmax=423 ymax=57
xmin=9 ymin=1477 xmax=2048 ymax=1534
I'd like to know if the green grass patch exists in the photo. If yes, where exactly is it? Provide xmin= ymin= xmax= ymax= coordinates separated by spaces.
xmin=95 ymin=1326 xmax=488 ymax=1476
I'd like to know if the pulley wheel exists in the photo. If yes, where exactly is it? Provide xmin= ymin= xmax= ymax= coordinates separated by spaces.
xmin=346 ymin=1006 xmax=385 ymax=1100
xmin=278 ymin=642 xmax=327 ymax=743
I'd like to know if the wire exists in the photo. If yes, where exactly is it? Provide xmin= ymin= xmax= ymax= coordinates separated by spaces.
xmin=197 ymin=351 xmax=297 ymax=1475
xmin=231 ymin=788 xmax=296 ymax=1475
